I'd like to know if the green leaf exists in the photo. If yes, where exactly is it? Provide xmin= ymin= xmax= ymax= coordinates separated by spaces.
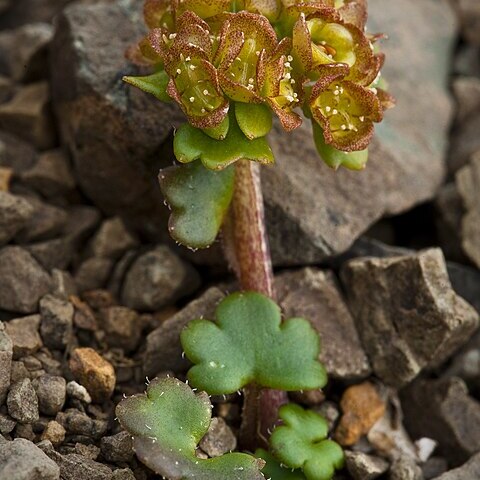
xmin=235 ymin=102 xmax=273 ymax=140
xmin=159 ymin=160 xmax=235 ymax=249
xmin=312 ymin=122 xmax=368 ymax=171
xmin=116 ymin=377 xmax=265 ymax=480
xmin=173 ymin=111 xmax=274 ymax=170
xmin=123 ymin=70 xmax=171 ymax=103
xmin=256 ymin=449 xmax=307 ymax=480
xmin=181 ymin=292 xmax=327 ymax=395
xmin=202 ymin=115 xmax=230 ymax=140
xmin=270 ymin=404 xmax=344 ymax=480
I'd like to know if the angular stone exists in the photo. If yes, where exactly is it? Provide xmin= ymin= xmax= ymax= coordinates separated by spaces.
xmin=34 ymin=375 xmax=66 ymax=416
xmin=41 ymin=420 xmax=66 ymax=446
xmin=51 ymin=269 xmax=77 ymax=300
xmin=199 ymin=417 xmax=237 ymax=458
xmin=456 ymin=153 xmax=480 ymax=268
xmin=0 ymin=82 xmax=56 ymax=150
xmin=144 ymin=287 xmax=225 ymax=376
xmin=0 ymin=321 xmax=12 ymax=405
xmin=7 ymin=378 xmax=39 ymax=423
xmin=40 ymin=294 xmax=74 ymax=350
xmin=64 ymin=205 xmax=101 ymax=245
xmin=69 ymin=348 xmax=115 ymax=403
xmin=457 ymin=0 xmax=480 ymax=45
xmin=422 ymin=457 xmax=448 ymax=480
xmin=66 ymin=381 xmax=92 ymax=404
xmin=50 ymin=0 xmax=182 ymax=237
xmin=112 ymin=469 xmax=135 ymax=480
xmin=99 ymin=306 xmax=141 ymax=353
xmin=341 ymin=249 xmax=479 ymax=387
xmin=0 ymin=191 xmax=34 ymax=245
xmin=0 ymin=23 xmax=53 ymax=81
xmin=389 ymin=455 xmax=423 ymax=480
xmin=452 ymin=76 xmax=480 ymax=125
xmin=87 ymin=217 xmax=138 ymax=260
xmin=0 ymin=438 xmax=60 ymax=479
xmin=5 ymin=315 xmax=42 ymax=359
xmin=20 ymin=149 xmax=76 ymax=198
xmin=74 ymin=257 xmax=114 ymax=293
xmin=56 ymin=409 xmax=107 ymax=439
xmin=46 ymin=451 xmax=112 ymax=480
xmin=432 ymin=452 xmax=480 ymax=480
xmin=0 ymin=412 xmax=16 ymax=434
xmin=345 ymin=451 xmax=389 ymax=480
xmin=276 ymin=268 xmax=370 ymax=380
xmin=100 ymin=431 xmax=134 ymax=463
xmin=401 ymin=377 xmax=480 ymax=466
xmin=121 ymin=246 xmax=200 ymax=311
xmin=26 ymin=237 xmax=75 ymax=271
xmin=0 ymin=131 xmax=37 ymax=174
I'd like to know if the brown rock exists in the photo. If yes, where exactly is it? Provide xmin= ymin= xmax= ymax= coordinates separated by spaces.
xmin=0 ymin=321 xmax=12 ymax=405
xmin=276 ymin=268 xmax=370 ymax=380
xmin=0 ymin=166 xmax=12 ymax=191
xmin=26 ymin=237 xmax=75 ymax=271
xmin=401 ymin=377 xmax=480 ymax=466
xmin=40 ymin=294 xmax=74 ymax=350
xmin=457 ymin=0 xmax=480 ymax=45
xmin=0 ymin=191 xmax=34 ymax=246
xmin=341 ymin=249 xmax=479 ymax=387
xmin=345 ymin=451 xmax=389 ymax=480
xmin=5 ymin=315 xmax=42 ymax=359
xmin=74 ymin=257 xmax=114 ymax=293
xmin=70 ymin=296 xmax=97 ymax=331
xmin=69 ymin=348 xmax=115 ymax=403
xmin=56 ymin=408 xmax=107 ymax=439
xmin=335 ymin=382 xmax=386 ymax=446
xmin=99 ymin=307 xmax=141 ymax=353
xmin=0 ymin=131 xmax=37 ymax=174
xmin=452 ymin=76 xmax=480 ymax=125
xmin=199 ymin=417 xmax=237 ymax=458
xmin=41 ymin=420 xmax=66 ymax=446
xmin=100 ymin=431 xmax=134 ymax=463
xmin=0 ymin=82 xmax=56 ymax=150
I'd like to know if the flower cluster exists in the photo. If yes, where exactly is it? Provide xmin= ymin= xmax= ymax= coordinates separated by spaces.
xmin=127 ymin=0 xmax=394 ymax=153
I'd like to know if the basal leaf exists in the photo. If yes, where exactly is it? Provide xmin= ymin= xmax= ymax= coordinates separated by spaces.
xmin=173 ymin=111 xmax=274 ymax=170
xmin=312 ymin=122 xmax=368 ymax=171
xmin=181 ymin=292 xmax=327 ymax=395
xmin=270 ymin=404 xmax=344 ymax=480
xmin=235 ymin=102 xmax=273 ymax=140
xmin=202 ymin=115 xmax=230 ymax=140
xmin=256 ymin=449 xmax=307 ymax=480
xmin=159 ymin=160 xmax=235 ymax=249
xmin=116 ymin=377 xmax=265 ymax=480
xmin=123 ymin=70 xmax=171 ymax=102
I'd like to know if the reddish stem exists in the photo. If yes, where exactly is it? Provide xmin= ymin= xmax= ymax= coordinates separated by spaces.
xmin=222 ymin=159 xmax=288 ymax=450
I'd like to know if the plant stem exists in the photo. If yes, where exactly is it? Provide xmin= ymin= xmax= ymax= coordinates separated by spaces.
xmin=222 ymin=159 xmax=288 ymax=450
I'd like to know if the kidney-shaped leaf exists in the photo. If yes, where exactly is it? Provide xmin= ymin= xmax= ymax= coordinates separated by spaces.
xmin=256 ymin=449 xmax=307 ymax=480
xmin=181 ymin=292 xmax=327 ymax=395
xmin=270 ymin=404 xmax=344 ymax=480
xmin=173 ymin=111 xmax=274 ymax=170
xmin=159 ymin=160 xmax=235 ymax=249
xmin=116 ymin=377 xmax=265 ymax=480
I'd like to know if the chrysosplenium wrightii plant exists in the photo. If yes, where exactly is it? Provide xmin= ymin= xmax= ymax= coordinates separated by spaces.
xmin=117 ymin=1 xmax=393 ymax=479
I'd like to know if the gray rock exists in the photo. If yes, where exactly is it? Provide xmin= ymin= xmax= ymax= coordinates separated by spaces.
xmin=0 ymin=0 xmax=71 ymax=27
xmin=0 ymin=321 xmax=12 ymax=404
xmin=20 ymin=149 xmax=76 ymax=199
xmin=345 ymin=451 xmax=389 ymax=480
xmin=46 ymin=451 xmax=112 ymax=480
xmin=99 ymin=306 xmax=141 ymax=353
xmin=26 ymin=237 xmax=75 ymax=271
xmin=51 ymin=270 xmax=77 ymax=300
xmin=341 ymin=249 xmax=479 ymax=387
xmin=0 ymin=192 xmax=34 ymax=245
xmin=39 ymin=294 xmax=74 ymax=350
xmin=0 ymin=438 xmax=60 ymax=479
xmin=5 ymin=315 xmax=42 ymax=359
xmin=389 ymin=455 xmax=423 ymax=480
xmin=121 ymin=246 xmax=200 ymax=311
xmin=88 ymin=217 xmax=138 ymax=260
xmin=34 ymin=375 xmax=66 ymax=416
xmin=7 ymin=378 xmax=39 ymax=424
xmin=276 ymin=268 xmax=370 ymax=380
xmin=0 ymin=412 xmax=16 ymax=434
xmin=447 ymin=262 xmax=480 ymax=314
xmin=144 ymin=287 xmax=224 ymax=376
xmin=66 ymin=381 xmax=91 ymax=404
xmin=0 ymin=23 xmax=53 ymax=81
xmin=452 ymin=77 xmax=480 ymax=125
xmin=432 ymin=452 xmax=480 ymax=479
xmin=100 ymin=431 xmax=134 ymax=463
xmin=0 ymin=82 xmax=56 ymax=150
xmin=422 ymin=458 xmax=448 ymax=480
xmin=456 ymin=153 xmax=480 ymax=268
xmin=111 ymin=469 xmax=135 ymax=480
xmin=64 ymin=205 xmax=101 ymax=245
xmin=457 ymin=0 xmax=480 ymax=45
xmin=56 ymin=409 xmax=107 ymax=439
xmin=199 ymin=417 xmax=237 ymax=458
xmin=312 ymin=401 xmax=340 ymax=433
xmin=15 ymin=422 xmax=35 ymax=441
xmin=74 ymin=257 xmax=114 ymax=293
xmin=50 ymin=0 xmax=182 ymax=238
xmin=0 ymin=131 xmax=37 ymax=174
xmin=401 ymin=377 xmax=480 ymax=466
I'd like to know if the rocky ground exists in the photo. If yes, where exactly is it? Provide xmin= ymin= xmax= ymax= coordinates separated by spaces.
xmin=0 ymin=0 xmax=480 ymax=479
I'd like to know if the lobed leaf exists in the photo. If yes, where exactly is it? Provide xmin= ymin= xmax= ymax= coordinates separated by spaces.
xmin=181 ymin=292 xmax=327 ymax=395
xmin=159 ymin=160 xmax=235 ymax=249
xmin=173 ymin=110 xmax=274 ymax=170
xmin=270 ymin=404 xmax=344 ymax=480
xmin=256 ymin=449 xmax=307 ymax=480
xmin=116 ymin=377 xmax=265 ymax=480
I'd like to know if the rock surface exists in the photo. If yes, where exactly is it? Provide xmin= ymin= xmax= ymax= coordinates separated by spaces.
xmin=5 ymin=315 xmax=42 ymax=359
xmin=0 ymin=321 xmax=12 ymax=404
xmin=432 ymin=452 xmax=480 ymax=479
xmin=40 ymin=294 xmax=74 ymax=350
xmin=199 ymin=417 xmax=237 ymax=458
xmin=7 ymin=378 xmax=39 ymax=423
xmin=345 ymin=451 xmax=389 ymax=480
xmin=34 ymin=375 xmax=66 ymax=416
xmin=0 ymin=191 xmax=34 ymax=246
xmin=341 ymin=249 xmax=479 ymax=387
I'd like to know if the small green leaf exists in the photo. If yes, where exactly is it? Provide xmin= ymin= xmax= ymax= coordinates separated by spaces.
xmin=116 ymin=377 xmax=265 ymax=480
xmin=256 ymin=449 xmax=307 ymax=480
xmin=235 ymin=102 xmax=273 ymax=140
xmin=159 ymin=160 xmax=235 ymax=249
xmin=181 ymin=292 xmax=327 ymax=395
xmin=270 ymin=404 xmax=344 ymax=480
xmin=123 ymin=70 xmax=171 ymax=102
xmin=312 ymin=122 xmax=368 ymax=171
xmin=202 ymin=115 xmax=230 ymax=140
xmin=173 ymin=111 xmax=274 ymax=170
